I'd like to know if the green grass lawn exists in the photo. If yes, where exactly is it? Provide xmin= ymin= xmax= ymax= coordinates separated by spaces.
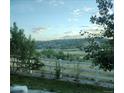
xmin=11 ymin=74 xmax=113 ymax=93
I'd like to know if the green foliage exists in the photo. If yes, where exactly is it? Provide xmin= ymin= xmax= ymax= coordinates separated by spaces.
xmin=93 ymin=47 xmax=114 ymax=71
xmin=10 ymin=22 xmax=26 ymax=56
xmin=56 ymin=51 xmax=65 ymax=59
xmin=90 ymin=0 xmax=114 ymax=38
xmin=10 ymin=22 xmax=44 ymax=72
xmin=55 ymin=60 xmax=61 ymax=79
xmin=29 ymin=58 xmax=45 ymax=70
xmin=41 ymin=49 xmax=56 ymax=58
xmin=83 ymin=0 xmax=114 ymax=71
xmin=11 ymin=74 xmax=113 ymax=93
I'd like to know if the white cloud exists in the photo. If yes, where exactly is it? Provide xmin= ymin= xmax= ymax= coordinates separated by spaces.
xmin=83 ymin=6 xmax=93 ymax=12
xmin=72 ymin=9 xmax=83 ymax=17
xmin=64 ymin=31 xmax=79 ymax=35
xmin=68 ymin=18 xmax=79 ymax=22
xmin=68 ymin=6 xmax=94 ymax=23
xmin=59 ymin=30 xmax=81 ymax=39
xmin=73 ymin=9 xmax=80 ymax=16
xmin=68 ymin=8 xmax=83 ymax=22
xmin=49 ymin=0 xmax=64 ymax=7
xmin=35 ymin=0 xmax=65 ymax=7
xmin=64 ymin=31 xmax=73 ymax=34
xmin=32 ymin=27 xmax=47 ymax=33
xmin=70 ymin=6 xmax=94 ymax=20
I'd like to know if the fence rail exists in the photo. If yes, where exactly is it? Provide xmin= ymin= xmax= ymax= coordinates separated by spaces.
xmin=10 ymin=57 xmax=114 ymax=87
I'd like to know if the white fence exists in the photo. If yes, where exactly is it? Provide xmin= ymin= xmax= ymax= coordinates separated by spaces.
xmin=10 ymin=58 xmax=114 ymax=88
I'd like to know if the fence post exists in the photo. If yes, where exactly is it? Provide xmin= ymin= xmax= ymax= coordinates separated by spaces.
xmin=59 ymin=59 xmax=63 ymax=78
xmin=95 ymin=66 xmax=99 ymax=83
xmin=54 ymin=59 xmax=61 ymax=79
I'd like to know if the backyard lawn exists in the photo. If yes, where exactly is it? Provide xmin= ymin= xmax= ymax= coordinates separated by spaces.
xmin=11 ymin=74 xmax=113 ymax=93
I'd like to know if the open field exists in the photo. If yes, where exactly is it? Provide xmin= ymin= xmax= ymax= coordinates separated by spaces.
xmin=39 ymin=58 xmax=114 ymax=82
xmin=56 ymin=49 xmax=86 ymax=55
xmin=37 ymin=48 xmax=86 ymax=56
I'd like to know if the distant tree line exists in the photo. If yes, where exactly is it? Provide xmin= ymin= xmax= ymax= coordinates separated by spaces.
xmin=36 ymin=38 xmax=106 ymax=49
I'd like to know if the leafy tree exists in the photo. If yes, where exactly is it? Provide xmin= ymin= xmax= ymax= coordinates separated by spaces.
xmin=41 ymin=49 xmax=57 ymax=58
xmin=82 ymin=0 xmax=114 ymax=71
xmin=90 ymin=0 xmax=114 ymax=38
xmin=56 ymin=51 xmax=65 ymax=60
xmin=10 ymin=22 xmax=44 ymax=73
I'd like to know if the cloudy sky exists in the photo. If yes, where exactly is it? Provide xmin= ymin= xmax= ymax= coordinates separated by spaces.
xmin=11 ymin=0 xmax=100 ymax=41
